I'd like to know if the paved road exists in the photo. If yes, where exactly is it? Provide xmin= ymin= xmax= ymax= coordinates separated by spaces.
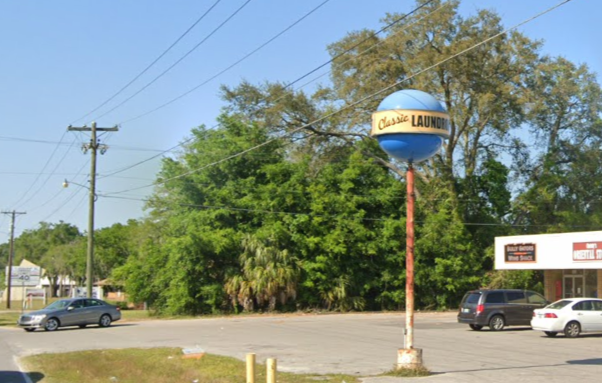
xmin=2 ymin=312 xmax=602 ymax=382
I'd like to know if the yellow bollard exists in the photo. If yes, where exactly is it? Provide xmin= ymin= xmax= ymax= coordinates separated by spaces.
xmin=266 ymin=358 xmax=277 ymax=383
xmin=246 ymin=353 xmax=256 ymax=383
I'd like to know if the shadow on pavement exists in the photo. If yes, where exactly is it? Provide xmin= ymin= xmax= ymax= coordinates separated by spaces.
xmin=441 ymin=357 xmax=602 ymax=372
xmin=0 ymin=370 xmax=44 ymax=383
xmin=567 ymin=358 xmax=602 ymax=365
xmin=24 ymin=323 xmax=138 ymax=333
xmin=432 ymin=363 xmax=566 ymax=374
xmin=468 ymin=327 xmax=534 ymax=332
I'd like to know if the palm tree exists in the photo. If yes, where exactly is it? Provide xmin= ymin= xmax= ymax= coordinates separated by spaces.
xmin=225 ymin=234 xmax=299 ymax=312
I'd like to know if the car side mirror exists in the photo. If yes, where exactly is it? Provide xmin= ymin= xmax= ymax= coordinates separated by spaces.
xmin=67 ymin=306 xmax=74 ymax=311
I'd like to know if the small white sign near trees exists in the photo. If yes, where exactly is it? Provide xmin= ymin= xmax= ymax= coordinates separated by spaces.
xmin=7 ymin=266 xmax=41 ymax=286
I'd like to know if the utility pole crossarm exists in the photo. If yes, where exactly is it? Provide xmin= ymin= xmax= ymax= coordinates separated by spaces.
xmin=67 ymin=125 xmax=118 ymax=132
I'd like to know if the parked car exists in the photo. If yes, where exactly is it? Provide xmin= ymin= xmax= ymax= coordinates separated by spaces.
xmin=531 ymin=297 xmax=602 ymax=338
xmin=17 ymin=298 xmax=121 ymax=332
xmin=457 ymin=289 xmax=548 ymax=331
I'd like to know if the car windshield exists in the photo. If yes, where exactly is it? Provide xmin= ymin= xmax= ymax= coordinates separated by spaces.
xmin=43 ymin=300 xmax=74 ymax=310
xmin=546 ymin=300 xmax=572 ymax=310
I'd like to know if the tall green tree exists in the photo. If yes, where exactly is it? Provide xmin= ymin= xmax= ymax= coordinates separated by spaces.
xmin=116 ymin=0 xmax=602 ymax=314
xmin=513 ymin=57 xmax=602 ymax=233
xmin=95 ymin=220 xmax=140 ymax=281
xmin=12 ymin=221 xmax=83 ymax=296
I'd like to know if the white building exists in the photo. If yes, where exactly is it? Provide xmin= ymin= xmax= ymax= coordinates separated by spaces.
xmin=495 ymin=230 xmax=602 ymax=301
xmin=2 ymin=259 xmax=102 ymax=302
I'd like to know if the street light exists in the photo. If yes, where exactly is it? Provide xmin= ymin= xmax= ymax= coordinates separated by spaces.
xmin=63 ymin=179 xmax=97 ymax=298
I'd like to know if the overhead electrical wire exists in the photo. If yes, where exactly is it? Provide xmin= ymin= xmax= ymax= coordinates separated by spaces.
xmin=98 ymin=0 xmax=337 ymax=179
xmin=0 ymin=135 xmax=166 ymax=152
xmin=89 ymin=0 xmax=253 ymax=123
xmin=98 ymin=141 xmax=184 ymax=180
xmin=33 ymin=0 xmax=224 ymax=224
xmin=98 ymin=0 xmax=436 ymax=179
xmin=118 ymin=0 xmax=434 ymax=125
xmin=71 ymin=0 xmax=223 ymax=125
xmin=27 ymin=162 xmax=90 ymax=213
xmin=9 ymin=0 xmax=329 ymax=227
xmin=65 ymin=189 xmax=92 ymax=220
xmin=7 ymin=125 xmax=89 ymax=220
xmin=294 ymin=2 xmax=450 ymax=92
xmin=40 ymin=184 xmax=88 ymax=223
xmin=13 ymin=137 xmax=87 ymax=210
xmin=119 ymin=0 xmax=335 ymax=125
xmin=8 ymin=131 xmax=77 ymax=210
xmin=103 ymin=0 xmax=573 ymax=197
xmin=101 ymin=194 xmax=599 ymax=229
xmin=11 ymin=0 xmax=570 ymax=231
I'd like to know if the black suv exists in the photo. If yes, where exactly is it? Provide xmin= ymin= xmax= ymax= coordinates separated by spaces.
xmin=457 ymin=289 xmax=548 ymax=331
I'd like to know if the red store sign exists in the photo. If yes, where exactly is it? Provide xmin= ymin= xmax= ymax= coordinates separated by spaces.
xmin=573 ymin=241 xmax=602 ymax=261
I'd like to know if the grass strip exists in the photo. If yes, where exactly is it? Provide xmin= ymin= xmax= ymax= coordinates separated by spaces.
xmin=21 ymin=348 xmax=362 ymax=383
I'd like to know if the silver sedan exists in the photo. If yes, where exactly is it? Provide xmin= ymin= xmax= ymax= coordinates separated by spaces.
xmin=17 ymin=298 xmax=121 ymax=332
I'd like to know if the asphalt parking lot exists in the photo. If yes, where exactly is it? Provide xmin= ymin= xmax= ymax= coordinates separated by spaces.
xmin=1 ymin=311 xmax=602 ymax=382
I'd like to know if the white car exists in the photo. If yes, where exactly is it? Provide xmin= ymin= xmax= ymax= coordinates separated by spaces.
xmin=531 ymin=297 xmax=602 ymax=338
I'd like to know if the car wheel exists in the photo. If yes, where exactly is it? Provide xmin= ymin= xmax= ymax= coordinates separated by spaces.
xmin=99 ymin=314 xmax=112 ymax=328
xmin=489 ymin=315 xmax=505 ymax=331
xmin=544 ymin=331 xmax=558 ymax=337
xmin=24 ymin=328 xmax=35 ymax=332
xmin=79 ymin=324 xmax=87 ymax=329
xmin=44 ymin=318 xmax=60 ymax=332
xmin=469 ymin=324 xmax=483 ymax=331
xmin=564 ymin=321 xmax=581 ymax=338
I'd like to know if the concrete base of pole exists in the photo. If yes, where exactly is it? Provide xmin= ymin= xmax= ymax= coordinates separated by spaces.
xmin=397 ymin=348 xmax=423 ymax=369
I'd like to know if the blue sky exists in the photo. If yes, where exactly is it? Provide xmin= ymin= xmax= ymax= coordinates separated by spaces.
xmin=0 ymin=0 xmax=599 ymax=244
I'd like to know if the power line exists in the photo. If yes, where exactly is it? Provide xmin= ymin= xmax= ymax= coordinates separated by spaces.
xmin=119 ymin=0 xmax=433 ymax=125
xmin=99 ymin=0 xmax=438 ymax=179
xmin=293 ymin=2 xmax=450 ymax=92
xmin=27 ymin=162 xmax=90 ymax=213
xmin=8 ymin=132 xmax=78 ymax=211
xmin=71 ymin=0 xmax=222 ymax=125
xmin=90 ymin=0 xmax=252 ymax=122
xmin=0 ymin=135 xmax=168 ymax=152
xmin=102 ymin=194 xmax=599 ymax=229
xmin=98 ymin=140 xmax=183 ymax=180
xmin=41 ymin=184 xmax=87 ymax=223
xmin=98 ymin=0 xmax=336 ymax=179
xmin=119 ymin=0 xmax=335 ymax=125
xmin=104 ymin=0 xmax=573 ymax=197
xmin=281 ymin=0 xmax=438 ymax=92
xmin=66 ymin=188 xmax=91 ymax=220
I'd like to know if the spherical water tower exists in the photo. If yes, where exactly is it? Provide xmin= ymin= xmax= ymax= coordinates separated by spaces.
xmin=371 ymin=89 xmax=450 ymax=369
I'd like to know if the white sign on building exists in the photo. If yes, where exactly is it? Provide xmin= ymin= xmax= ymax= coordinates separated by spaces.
xmin=71 ymin=286 xmax=101 ymax=299
xmin=495 ymin=230 xmax=602 ymax=270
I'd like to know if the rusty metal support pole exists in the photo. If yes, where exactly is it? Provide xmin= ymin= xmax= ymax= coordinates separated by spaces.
xmin=405 ymin=164 xmax=415 ymax=350
xmin=397 ymin=164 xmax=422 ymax=369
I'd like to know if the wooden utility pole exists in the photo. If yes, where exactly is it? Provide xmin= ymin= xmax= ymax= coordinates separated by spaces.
xmin=67 ymin=122 xmax=118 ymax=298
xmin=2 ymin=210 xmax=26 ymax=309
